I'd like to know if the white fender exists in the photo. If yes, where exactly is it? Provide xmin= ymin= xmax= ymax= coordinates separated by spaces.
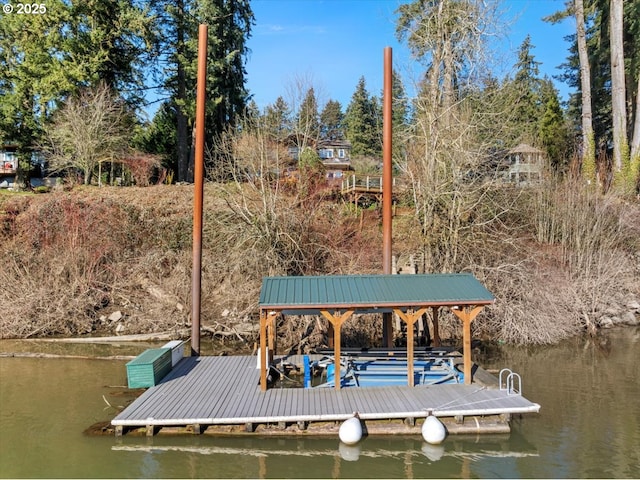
xmin=339 ymin=415 xmax=362 ymax=445
xmin=421 ymin=413 xmax=446 ymax=445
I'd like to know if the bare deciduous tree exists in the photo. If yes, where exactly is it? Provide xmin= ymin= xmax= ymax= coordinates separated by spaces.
xmin=42 ymin=82 xmax=131 ymax=185
xmin=394 ymin=0 xmax=507 ymax=273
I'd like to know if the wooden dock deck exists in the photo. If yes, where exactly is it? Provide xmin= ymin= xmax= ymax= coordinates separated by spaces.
xmin=111 ymin=355 xmax=540 ymax=436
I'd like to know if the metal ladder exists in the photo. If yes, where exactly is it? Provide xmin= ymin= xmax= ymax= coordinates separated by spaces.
xmin=499 ymin=368 xmax=522 ymax=396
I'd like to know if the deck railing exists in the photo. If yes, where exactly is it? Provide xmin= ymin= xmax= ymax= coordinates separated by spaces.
xmin=341 ymin=174 xmax=398 ymax=194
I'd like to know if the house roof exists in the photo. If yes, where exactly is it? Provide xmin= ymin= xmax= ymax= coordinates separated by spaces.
xmin=259 ymin=273 xmax=495 ymax=314
xmin=317 ymin=139 xmax=352 ymax=149
xmin=508 ymin=143 xmax=544 ymax=154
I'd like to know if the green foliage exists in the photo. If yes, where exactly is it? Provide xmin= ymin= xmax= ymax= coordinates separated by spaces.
xmin=147 ymin=0 xmax=254 ymax=181
xmin=298 ymin=147 xmax=322 ymax=170
xmin=319 ymin=100 xmax=344 ymax=141
xmin=68 ymin=0 xmax=155 ymax=105
xmin=262 ymin=96 xmax=292 ymax=141
xmin=133 ymin=102 xmax=178 ymax=170
xmin=344 ymin=77 xmax=380 ymax=156
xmin=296 ymin=88 xmax=320 ymax=140
xmin=538 ymin=79 xmax=571 ymax=170
xmin=0 ymin=1 xmax=76 ymax=161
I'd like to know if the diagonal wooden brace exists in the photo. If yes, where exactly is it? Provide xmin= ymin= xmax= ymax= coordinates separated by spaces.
xmin=320 ymin=310 xmax=354 ymax=390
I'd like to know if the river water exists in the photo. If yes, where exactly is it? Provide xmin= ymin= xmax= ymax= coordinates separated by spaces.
xmin=1 ymin=328 xmax=638 ymax=478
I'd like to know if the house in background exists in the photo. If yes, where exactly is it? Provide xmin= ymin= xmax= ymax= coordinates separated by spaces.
xmin=503 ymin=143 xmax=545 ymax=185
xmin=318 ymin=139 xmax=352 ymax=186
xmin=0 ymin=144 xmax=18 ymax=176
xmin=285 ymin=135 xmax=353 ymax=186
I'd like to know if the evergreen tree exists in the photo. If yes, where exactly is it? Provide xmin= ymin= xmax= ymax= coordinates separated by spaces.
xmin=0 ymin=1 xmax=74 ymax=167
xmin=538 ymin=78 xmax=571 ymax=170
xmin=0 ymin=0 xmax=152 ymax=181
xmin=147 ymin=0 xmax=254 ymax=181
xmin=509 ymin=35 xmax=543 ymax=144
xmin=69 ymin=0 xmax=155 ymax=106
xmin=344 ymin=77 xmax=379 ymax=157
xmin=296 ymin=87 xmax=320 ymax=141
xmin=263 ymin=96 xmax=291 ymax=141
xmin=319 ymin=100 xmax=344 ymax=140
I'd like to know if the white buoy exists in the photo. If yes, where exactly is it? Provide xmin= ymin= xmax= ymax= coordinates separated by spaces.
xmin=339 ymin=414 xmax=362 ymax=445
xmin=421 ymin=412 xmax=446 ymax=445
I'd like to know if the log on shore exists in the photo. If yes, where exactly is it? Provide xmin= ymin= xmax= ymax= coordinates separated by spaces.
xmin=0 ymin=352 xmax=135 ymax=360
xmin=21 ymin=331 xmax=188 ymax=344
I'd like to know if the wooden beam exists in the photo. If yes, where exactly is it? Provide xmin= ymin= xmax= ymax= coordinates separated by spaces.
xmin=394 ymin=308 xmax=427 ymax=386
xmin=320 ymin=310 xmax=354 ymax=390
xmin=451 ymin=305 xmax=484 ymax=385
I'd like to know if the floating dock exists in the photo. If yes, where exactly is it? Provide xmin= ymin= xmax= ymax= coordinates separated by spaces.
xmin=111 ymin=354 xmax=540 ymax=437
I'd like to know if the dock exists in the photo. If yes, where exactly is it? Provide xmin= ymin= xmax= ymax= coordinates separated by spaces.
xmin=111 ymin=354 xmax=540 ymax=437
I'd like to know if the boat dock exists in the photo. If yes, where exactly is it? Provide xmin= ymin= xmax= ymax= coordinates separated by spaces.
xmin=111 ymin=354 xmax=540 ymax=437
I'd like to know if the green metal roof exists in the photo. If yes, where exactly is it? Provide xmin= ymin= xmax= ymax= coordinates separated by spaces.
xmin=259 ymin=273 xmax=495 ymax=313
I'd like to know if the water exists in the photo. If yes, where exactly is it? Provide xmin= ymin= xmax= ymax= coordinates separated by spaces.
xmin=1 ymin=328 xmax=639 ymax=478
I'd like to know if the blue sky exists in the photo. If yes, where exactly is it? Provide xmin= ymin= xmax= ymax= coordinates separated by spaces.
xmin=245 ymin=0 xmax=575 ymax=111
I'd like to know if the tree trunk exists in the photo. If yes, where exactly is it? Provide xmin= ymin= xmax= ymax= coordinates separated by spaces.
xmin=631 ymin=76 xmax=640 ymax=160
xmin=575 ymin=0 xmax=596 ymax=181
xmin=175 ymin=0 xmax=189 ymax=183
xmin=610 ymin=0 xmax=627 ymax=174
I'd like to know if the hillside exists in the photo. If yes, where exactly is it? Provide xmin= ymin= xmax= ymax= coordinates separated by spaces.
xmin=1 ymin=182 xmax=638 ymax=350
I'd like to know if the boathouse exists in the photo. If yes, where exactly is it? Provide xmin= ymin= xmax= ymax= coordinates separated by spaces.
xmin=258 ymin=273 xmax=495 ymax=391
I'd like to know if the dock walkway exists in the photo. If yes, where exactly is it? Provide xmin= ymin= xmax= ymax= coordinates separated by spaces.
xmin=112 ymin=355 xmax=539 ymax=436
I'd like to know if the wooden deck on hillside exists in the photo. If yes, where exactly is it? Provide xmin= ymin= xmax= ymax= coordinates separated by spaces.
xmin=111 ymin=355 xmax=540 ymax=437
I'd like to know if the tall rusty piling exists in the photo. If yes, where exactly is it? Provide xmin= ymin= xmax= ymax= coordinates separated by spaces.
xmin=382 ymin=46 xmax=394 ymax=347
xmin=191 ymin=24 xmax=207 ymax=356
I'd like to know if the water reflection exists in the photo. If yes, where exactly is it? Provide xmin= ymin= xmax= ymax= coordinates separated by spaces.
xmin=106 ymin=434 xmax=541 ymax=478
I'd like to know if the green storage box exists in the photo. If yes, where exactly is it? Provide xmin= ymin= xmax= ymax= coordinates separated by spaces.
xmin=126 ymin=348 xmax=172 ymax=388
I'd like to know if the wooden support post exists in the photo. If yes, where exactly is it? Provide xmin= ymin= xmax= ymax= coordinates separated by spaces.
xmin=267 ymin=311 xmax=277 ymax=363
xmin=320 ymin=310 xmax=354 ymax=390
xmin=451 ymin=305 xmax=484 ymax=385
xmin=431 ymin=307 xmax=441 ymax=347
xmin=259 ymin=312 xmax=268 ymax=391
xmin=327 ymin=321 xmax=334 ymax=349
xmin=394 ymin=308 xmax=428 ymax=386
